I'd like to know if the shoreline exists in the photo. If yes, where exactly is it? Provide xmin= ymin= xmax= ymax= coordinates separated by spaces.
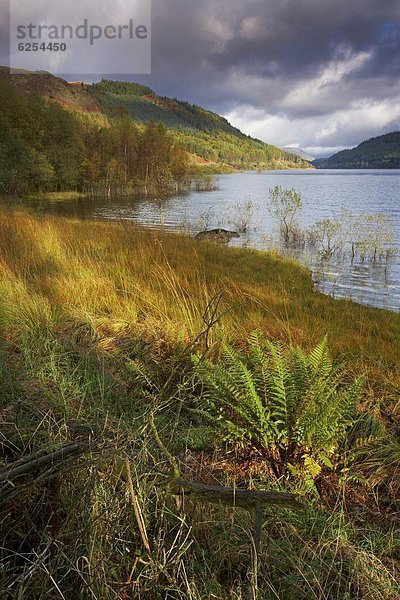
xmin=1 ymin=200 xmax=398 ymax=315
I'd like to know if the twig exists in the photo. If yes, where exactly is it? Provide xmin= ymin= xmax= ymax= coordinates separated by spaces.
xmin=0 ymin=442 xmax=86 ymax=505
xmin=125 ymin=457 xmax=152 ymax=557
xmin=0 ymin=443 xmax=82 ymax=483
xmin=149 ymin=413 xmax=181 ymax=480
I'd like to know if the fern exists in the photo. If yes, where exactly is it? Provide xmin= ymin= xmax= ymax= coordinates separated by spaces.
xmin=194 ymin=334 xmax=362 ymax=479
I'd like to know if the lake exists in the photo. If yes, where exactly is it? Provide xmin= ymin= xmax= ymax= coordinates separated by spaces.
xmin=7 ymin=169 xmax=400 ymax=311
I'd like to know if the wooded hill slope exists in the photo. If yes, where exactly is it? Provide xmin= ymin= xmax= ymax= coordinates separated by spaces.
xmin=90 ymin=78 xmax=309 ymax=169
xmin=0 ymin=67 xmax=309 ymax=171
xmin=313 ymin=131 xmax=400 ymax=169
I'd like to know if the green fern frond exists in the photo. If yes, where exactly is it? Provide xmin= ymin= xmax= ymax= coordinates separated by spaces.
xmin=193 ymin=333 xmax=361 ymax=479
xmin=308 ymin=335 xmax=331 ymax=378
xmin=126 ymin=358 xmax=159 ymax=391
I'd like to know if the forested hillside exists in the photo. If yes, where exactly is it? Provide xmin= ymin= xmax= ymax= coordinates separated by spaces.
xmin=314 ymin=132 xmax=400 ymax=169
xmin=0 ymin=67 xmax=310 ymax=196
xmin=0 ymin=82 xmax=188 ymax=195
xmin=0 ymin=82 xmax=84 ymax=194
xmin=91 ymin=79 xmax=308 ymax=169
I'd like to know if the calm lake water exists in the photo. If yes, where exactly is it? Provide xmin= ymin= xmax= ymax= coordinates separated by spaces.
xmin=8 ymin=169 xmax=400 ymax=311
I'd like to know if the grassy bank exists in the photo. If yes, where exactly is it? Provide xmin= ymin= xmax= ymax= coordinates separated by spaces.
xmin=24 ymin=191 xmax=88 ymax=202
xmin=0 ymin=211 xmax=399 ymax=599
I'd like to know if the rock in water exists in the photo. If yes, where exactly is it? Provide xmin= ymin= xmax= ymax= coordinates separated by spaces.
xmin=194 ymin=229 xmax=240 ymax=244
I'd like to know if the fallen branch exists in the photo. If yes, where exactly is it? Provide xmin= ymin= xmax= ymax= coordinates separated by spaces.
xmin=171 ymin=477 xmax=302 ymax=597
xmin=0 ymin=442 xmax=85 ymax=505
xmin=171 ymin=478 xmax=303 ymax=510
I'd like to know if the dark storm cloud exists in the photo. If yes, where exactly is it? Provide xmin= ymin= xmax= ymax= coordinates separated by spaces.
xmin=133 ymin=0 xmax=400 ymax=151
xmin=143 ymin=0 xmax=400 ymax=112
xmin=1 ymin=0 xmax=399 ymax=151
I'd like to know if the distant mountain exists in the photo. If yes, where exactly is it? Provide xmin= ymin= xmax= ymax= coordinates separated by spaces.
xmin=313 ymin=132 xmax=400 ymax=169
xmin=283 ymin=147 xmax=315 ymax=161
xmin=0 ymin=67 xmax=310 ymax=171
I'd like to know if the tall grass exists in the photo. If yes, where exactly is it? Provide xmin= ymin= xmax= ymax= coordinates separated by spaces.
xmin=0 ymin=210 xmax=398 ymax=417
xmin=0 ymin=210 xmax=399 ymax=598
xmin=0 ymin=211 xmax=399 ymax=354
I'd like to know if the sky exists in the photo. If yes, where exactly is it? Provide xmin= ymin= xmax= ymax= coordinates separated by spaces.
xmin=1 ymin=0 xmax=400 ymax=156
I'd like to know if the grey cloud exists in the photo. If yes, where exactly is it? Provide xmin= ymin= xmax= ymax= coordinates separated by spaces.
xmin=134 ymin=0 xmax=400 ymax=151
xmin=0 ymin=1 xmax=10 ymax=67
xmin=143 ymin=0 xmax=400 ymax=110
xmin=1 ymin=0 xmax=399 ymax=151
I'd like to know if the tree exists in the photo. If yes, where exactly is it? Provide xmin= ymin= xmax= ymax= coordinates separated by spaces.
xmin=40 ymin=102 xmax=86 ymax=191
xmin=312 ymin=218 xmax=344 ymax=260
xmin=137 ymin=122 xmax=188 ymax=192
xmin=340 ymin=209 xmax=395 ymax=262
xmin=268 ymin=186 xmax=303 ymax=245
xmin=357 ymin=213 xmax=395 ymax=262
xmin=112 ymin=108 xmax=139 ymax=184
xmin=0 ymin=113 xmax=54 ymax=194
xmin=229 ymin=198 xmax=259 ymax=233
